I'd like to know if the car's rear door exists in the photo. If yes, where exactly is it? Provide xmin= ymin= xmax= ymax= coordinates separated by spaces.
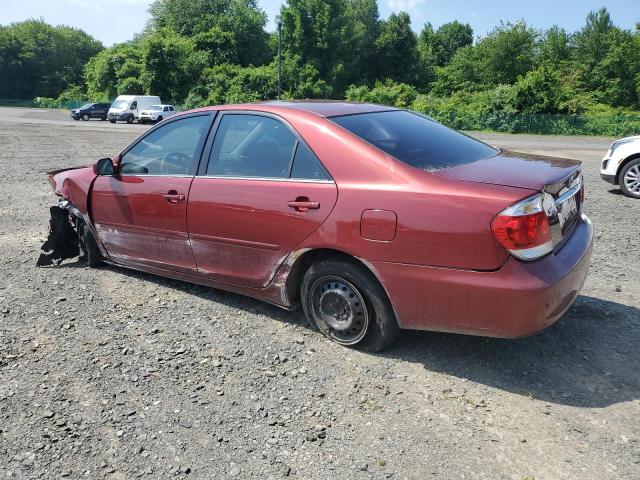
xmin=91 ymin=112 xmax=215 ymax=273
xmin=187 ymin=111 xmax=337 ymax=287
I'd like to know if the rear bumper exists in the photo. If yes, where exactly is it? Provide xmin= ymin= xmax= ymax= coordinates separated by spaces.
xmin=372 ymin=214 xmax=593 ymax=338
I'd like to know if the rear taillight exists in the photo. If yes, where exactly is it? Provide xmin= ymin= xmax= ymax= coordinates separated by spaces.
xmin=491 ymin=194 xmax=553 ymax=261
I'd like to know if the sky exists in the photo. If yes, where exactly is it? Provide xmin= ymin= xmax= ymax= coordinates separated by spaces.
xmin=0 ymin=0 xmax=637 ymax=46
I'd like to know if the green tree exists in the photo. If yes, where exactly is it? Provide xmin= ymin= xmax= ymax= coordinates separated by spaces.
xmin=148 ymin=0 xmax=269 ymax=66
xmin=141 ymin=29 xmax=207 ymax=103
xmin=375 ymin=12 xmax=420 ymax=85
xmin=419 ymin=21 xmax=473 ymax=67
xmin=343 ymin=0 xmax=380 ymax=85
xmin=539 ymin=26 xmax=572 ymax=64
xmin=0 ymin=20 xmax=102 ymax=99
xmin=280 ymin=0 xmax=349 ymax=93
xmin=574 ymin=7 xmax=614 ymax=67
xmin=84 ymin=42 xmax=143 ymax=100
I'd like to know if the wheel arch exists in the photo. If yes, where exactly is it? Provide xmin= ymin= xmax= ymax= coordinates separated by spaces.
xmin=283 ymin=248 xmax=397 ymax=320
xmin=616 ymin=153 xmax=640 ymax=184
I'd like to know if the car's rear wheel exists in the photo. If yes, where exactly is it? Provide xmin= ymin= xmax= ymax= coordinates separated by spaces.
xmin=126 ymin=116 xmax=134 ymax=124
xmin=109 ymin=119 xmax=116 ymax=124
xmin=301 ymin=259 xmax=399 ymax=351
xmin=82 ymin=113 xmax=90 ymax=121
xmin=78 ymin=223 xmax=103 ymax=267
xmin=620 ymin=159 xmax=640 ymax=198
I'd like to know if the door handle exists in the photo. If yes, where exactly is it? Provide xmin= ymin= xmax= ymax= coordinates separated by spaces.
xmin=163 ymin=191 xmax=185 ymax=204
xmin=288 ymin=198 xmax=320 ymax=212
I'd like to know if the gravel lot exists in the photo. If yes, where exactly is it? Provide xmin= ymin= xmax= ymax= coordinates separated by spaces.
xmin=0 ymin=107 xmax=638 ymax=480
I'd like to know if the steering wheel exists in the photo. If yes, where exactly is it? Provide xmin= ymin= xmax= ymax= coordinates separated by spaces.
xmin=161 ymin=152 xmax=190 ymax=175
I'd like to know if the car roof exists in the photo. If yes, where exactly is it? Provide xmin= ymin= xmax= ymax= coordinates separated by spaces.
xmin=258 ymin=100 xmax=397 ymax=117
xmin=185 ymin=101 xmax=396 ymax=118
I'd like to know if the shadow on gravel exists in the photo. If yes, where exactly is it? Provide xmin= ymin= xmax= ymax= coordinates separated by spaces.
xmin=386 ymin=295 xmax=639 ymax=408
xmin=60 ymin=261 xmax=638 ymax=408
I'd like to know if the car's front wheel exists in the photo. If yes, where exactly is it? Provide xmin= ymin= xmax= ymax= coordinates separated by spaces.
xmin=82 ymin=113 xmax=90 ymax=121
xmin=126 ymin=116 xmax=134 ymax=124
xmin=78 ymin=222 xmax=103 ymax=267
xmin=620 ymin=159 xmax=640 ymax=198
xmin=301 ymin=259 xmax=399 ymax=352
xmin=157 ymin=116 xmax=163 ymax=123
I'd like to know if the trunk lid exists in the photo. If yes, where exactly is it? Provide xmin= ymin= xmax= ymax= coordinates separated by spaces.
xmin=434 ymin=150 xmax=581 ymax=191
xmin=435 ymin=150 xmax=584 ymax=253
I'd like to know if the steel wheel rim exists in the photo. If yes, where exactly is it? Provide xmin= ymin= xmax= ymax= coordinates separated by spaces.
xmin=623 ymin=165 xmax=640 ymax=194
xmin=309 ymin=275 xmax=369 ymax=345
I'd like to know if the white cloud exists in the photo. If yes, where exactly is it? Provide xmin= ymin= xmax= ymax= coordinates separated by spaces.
xmin=386 ymin=0 xmax=426 ymax=11
xmin=65 ymin=0 xmax=102 ymax=11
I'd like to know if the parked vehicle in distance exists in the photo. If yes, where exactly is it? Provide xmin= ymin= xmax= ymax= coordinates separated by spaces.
xmin=70 ymin=103 xmax=111 ymax=121
xmin=600 ymin=135 xmax=640 ymax=198
xmin=108 ymin=95 xmax=161 ymax=124
xmin=139 ymin=105 xmax=177 ymax=124
xmin=41 ymin=101 xmax=593 ymax=351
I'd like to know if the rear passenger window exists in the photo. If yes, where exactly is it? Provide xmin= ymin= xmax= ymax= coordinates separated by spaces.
xmin=208 ymin=114 xmax=296 ymax=178
xmin=290 ymin=143 xmax=330 ymax=180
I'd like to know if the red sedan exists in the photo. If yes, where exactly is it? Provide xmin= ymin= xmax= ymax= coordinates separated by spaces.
xmin=40 ymin=101 xmax=593 ymax=351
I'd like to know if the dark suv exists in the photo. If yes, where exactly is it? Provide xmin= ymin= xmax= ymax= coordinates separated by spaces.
xmin=70 ymin=103 xmax=112 ymax=121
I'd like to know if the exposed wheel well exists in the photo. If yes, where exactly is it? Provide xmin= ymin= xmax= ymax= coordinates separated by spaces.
xmin=616 ymin=153 xmax=640 ymax=183
xmin=285 ymin=248 xmax=390 ymax=309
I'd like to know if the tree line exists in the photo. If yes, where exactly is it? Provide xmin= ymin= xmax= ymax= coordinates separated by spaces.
xmin=1 ymin=1 xmax=639 ymax=120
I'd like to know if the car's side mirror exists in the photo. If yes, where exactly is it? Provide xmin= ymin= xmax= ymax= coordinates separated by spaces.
xmin=95 ymin=157 xmax=115 ymax=176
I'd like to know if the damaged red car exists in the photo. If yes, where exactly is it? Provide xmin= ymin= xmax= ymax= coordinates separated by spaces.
xmin=40 ymin=102 xmax=593 ymax=351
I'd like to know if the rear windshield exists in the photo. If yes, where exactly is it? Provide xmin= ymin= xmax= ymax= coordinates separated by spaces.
xmin=330 ymin=110 xmax=497 ymax=171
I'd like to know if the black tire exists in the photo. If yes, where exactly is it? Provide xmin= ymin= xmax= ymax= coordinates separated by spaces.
xmin=301 ymin=259 xmax=400 ymax=352
xmin=79 ymin=223 xmax=103 ymax=267
xmin=619 ymin=158 xmax=640 ymax=199
xmin=101 ymin=117 xmax=107 ymax=121
xmin=82 ymin=113 xmax=90 ymax=121
xmin=109 ymin=119 xmax=116 ymax=124
xmin=157 ymin=116 xmax=163 ymax=122
xmin=126 ymin=116 xmax=134 ymax=124
xmin=73 ymin=117 xmax=80 ymax=121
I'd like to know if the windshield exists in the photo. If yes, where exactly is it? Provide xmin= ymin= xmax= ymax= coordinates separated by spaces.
xmin=330 ymin=110 xmax=498 ymax=171
xmin=111 ymin=99 xmax=129 ymax=109
xmin=147 ymin=105 xmax=163 ymax=111
xmin=80 ymin=103 xmax=94 ymax=110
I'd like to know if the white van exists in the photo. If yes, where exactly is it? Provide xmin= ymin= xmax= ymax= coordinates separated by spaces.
xmin=108 ymin=95 xmax=161 ymax=124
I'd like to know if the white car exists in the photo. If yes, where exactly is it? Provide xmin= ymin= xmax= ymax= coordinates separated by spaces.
xmin=139 ymin=104 xmax=177 ymax=124
xmin=108 ymin=95 xmax=161 ymax=124
xmin=600 ymin=135 xmax=640 ymax=198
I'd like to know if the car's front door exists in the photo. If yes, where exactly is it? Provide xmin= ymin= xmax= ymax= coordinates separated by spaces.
xmin=93 ymin=104 xmax=107 ymax=118
xmin=187 ymin=112 xmax=338 ymax=287
xmin=91 ymin=113 xmax=214 ymax=273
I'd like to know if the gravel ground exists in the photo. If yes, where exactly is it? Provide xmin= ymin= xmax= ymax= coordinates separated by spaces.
xmin=0 ymin=108 xmax=638 ymax=480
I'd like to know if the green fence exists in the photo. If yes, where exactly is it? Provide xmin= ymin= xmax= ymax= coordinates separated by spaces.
xmin=2 ymin=97 xmax=639 ymax=137
xmin=422 ymin=110 xmax=640 ymax=137
xmin=0 ymin=98 xmax=88 ymax=110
